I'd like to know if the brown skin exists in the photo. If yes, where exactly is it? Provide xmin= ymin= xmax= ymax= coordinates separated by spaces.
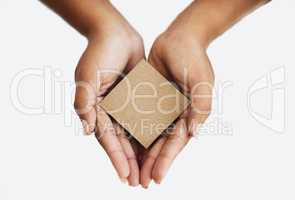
xmin=141 ymin=0 xmax=271 ymax=187
xmin=41 ymin=0 xmax=270 ymax=188
xmin=41 ymin=0 xmax=145 ymax=186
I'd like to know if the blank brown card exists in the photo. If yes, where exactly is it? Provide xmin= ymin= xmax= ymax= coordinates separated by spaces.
xmin=99 ymin=60 xmax=190 ymax=148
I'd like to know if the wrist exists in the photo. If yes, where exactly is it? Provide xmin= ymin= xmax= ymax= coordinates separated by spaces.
xmin=167 ymin=0 xmax=271 ymax=48
xmin=84 ymin=1 xmax=137 ymax=42
xmin=164 ymin=7 xmax=216 ymax=49
xmin=83 ymin=1 xmax=118 ymax=39
xmin=71 ymin=0 xmax=131 ymax=40
xmin=163 ymin=22 xmax=212 ymax=50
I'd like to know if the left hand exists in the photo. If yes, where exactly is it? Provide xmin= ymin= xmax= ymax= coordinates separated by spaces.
xmin=138 ymin=0 xmax=271 ymax=189
xmin=140 ymin=14 xmax=215 ymax=188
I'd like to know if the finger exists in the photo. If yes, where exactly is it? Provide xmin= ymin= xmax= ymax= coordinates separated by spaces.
xmin=95 ymin=107 xmax=130 ymax=181
xmin=152 ymin=119 xmax=190 ymax=184
xmin=115 ymin=125 xmax=140 ymax=187
xmin=131 ymin=139 xmax=144 ymax=167
xmin=140 ymin=137 xmax=167 ymax=188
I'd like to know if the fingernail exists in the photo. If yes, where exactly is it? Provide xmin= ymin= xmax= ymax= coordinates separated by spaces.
xmin=154 ymin=179 xmax=162 ymax=185
xmin=120 ymin=178 xmax=128 ymax=184
xmin=142 ymin=180 xmax=151 ymax=189
xmin=129 ymin=182 xmax=139 ymax=187
xmin=88 ymin=124 xmax=95 ymax=133
xmin=142 ymin=185 xmax=149 ymax=189
xmin=81 ymin=120 xmax=90 ymax=135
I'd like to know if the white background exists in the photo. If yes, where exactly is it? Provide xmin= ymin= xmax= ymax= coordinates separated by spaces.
xmin=0 ymin=0 xmax=294 ymax=199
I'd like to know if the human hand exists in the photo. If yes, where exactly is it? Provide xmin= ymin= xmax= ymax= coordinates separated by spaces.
xmin=73 ymin=2 xmax=145 ymax=186
xmin=42 ymin=0 xmax=270 ymax=188
xmin=140 ymin=4 xmax=215 ymax=188
xmin=140 ymin=0 xmax=270 ymax=188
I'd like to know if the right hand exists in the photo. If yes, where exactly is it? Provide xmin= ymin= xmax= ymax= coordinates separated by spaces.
xmin=74 ymin=5 xmax=145 ymax=186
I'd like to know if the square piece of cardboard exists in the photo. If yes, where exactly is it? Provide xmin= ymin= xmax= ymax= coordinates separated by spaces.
xmin=99 ymin=60 xmax=190 ymax=148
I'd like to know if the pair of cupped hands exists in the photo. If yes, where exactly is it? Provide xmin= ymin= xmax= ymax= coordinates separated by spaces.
xmin=74 ymin=3 xmax=214 ymax=188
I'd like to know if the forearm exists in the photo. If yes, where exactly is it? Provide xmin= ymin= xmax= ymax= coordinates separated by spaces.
xmin=170 ymin=0 xmax=271 ymax=47
xmin=40 ymin=0 xmax=123 ymax=38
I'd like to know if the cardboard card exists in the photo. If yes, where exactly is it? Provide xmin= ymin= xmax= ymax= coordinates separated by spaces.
xmin=99 ymin=60 xmax=190 ymax=148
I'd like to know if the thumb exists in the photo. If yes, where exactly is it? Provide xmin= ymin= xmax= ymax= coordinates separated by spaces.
xmin=74 ymin=43 xmax=101 ymax=135
xmin=187 ymin=58 xmax=214 ymax=136
xmin=187 ymin=79 xmax=214 ymax=136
